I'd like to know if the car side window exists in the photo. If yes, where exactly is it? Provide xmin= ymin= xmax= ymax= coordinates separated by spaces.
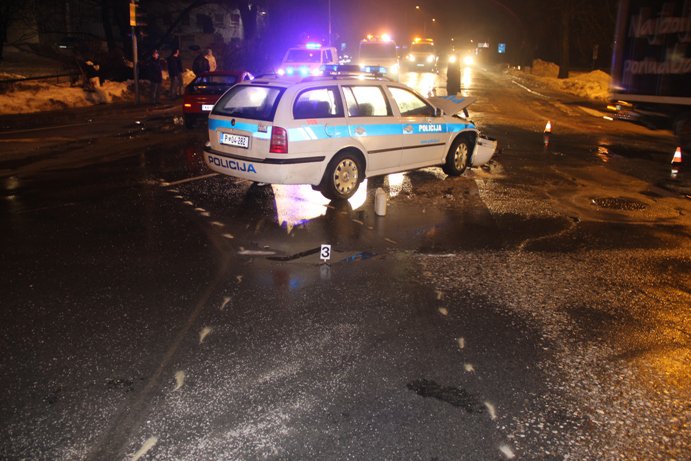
xmin=342 ymin=86 xmax=392 ymax=117
xmin=388 ymin=87 xmax=436 ymax=117
xmin=293 ymin=86 xmax=344 ymax=119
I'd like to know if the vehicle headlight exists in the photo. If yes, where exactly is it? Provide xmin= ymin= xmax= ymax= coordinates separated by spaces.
xmin=448 ymin=55 xmax=457 ymax=64
xmin=407 ymin=54 xmax=415 ymax=62
xmin=391 ymin=63 xmax=399 ymax=74
xmin=426 ymin=55 xmax=434 ymax=63
xmin=463 ymin=55 xmax=474 ymax=66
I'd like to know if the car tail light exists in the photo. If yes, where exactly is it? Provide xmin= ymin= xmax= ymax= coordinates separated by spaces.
xmin=270 ymin=126 xmax=288 ymax=153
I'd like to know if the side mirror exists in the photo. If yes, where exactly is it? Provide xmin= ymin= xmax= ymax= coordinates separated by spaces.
xmin=433 ymin=107 xmax=442 ymax=117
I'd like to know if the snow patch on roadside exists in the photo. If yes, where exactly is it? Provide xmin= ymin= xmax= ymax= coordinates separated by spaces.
xmin=511 ymin=59 xmax=612 ymax=101
xmin=0 ymin=69 xmax=196 ymax=115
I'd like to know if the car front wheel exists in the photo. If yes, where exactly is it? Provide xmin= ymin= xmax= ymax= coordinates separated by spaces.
xmin=442 ymin=136 xmax=471 ymax=176
xmin=320 ymin=152 xmax=362 ymax=200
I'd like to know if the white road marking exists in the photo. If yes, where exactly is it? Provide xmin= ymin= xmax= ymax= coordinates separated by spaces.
xmin=499 ymin=444 xmax=515 ymax=459
xmin=164 ymin=173 xmax=218 ymax=186
xmin=458 ymin=337 xmax=465 ymax=349
xmin=222 ymin=233 xmax=234 ymax=239
xmin=484 ymin=401 xmax=497 ymax=420
xmin=199 ymin=326 xmax=212 ymax=344
xmin=464 ymin=363 xmax=475 ymax=373
xmin=238 ymin=249 xmax=276 ymax=256
xmin=511 ymin=79 xmax=547 ymax=97
xmin=436 ymin=290 xmax=444 ymax=300
xmin=200 ymin=211 xmax=211 ymax=217
xmin=352 ymin=219 xmax=364 ymax=225
xmin=130 ymin=436 xmax=158 ymax=461
xmin=167 ymin=189 xmax=179 ymax=194
xmin=438 ymin=307 xmax=448 ymax=316
xmin=579 ymin=105 xmax=608 ymax=118
xmin=173 ymin=371 xmax=185 ymax=391
xmin=236 ymin=275 xmax=243 ymax=284
xmin=210 ymin=221 xmax=225 ymax=227
xmin=183 ymin=201 xmax=194 ymax=206
xmin=174 ymin=195 xmax=184 ymax=199
xmin=220 ymin=296 xmax=231 ymax=310
xmin=384 ymin=237 xmax=397 ymax=244
xmin=194 ymin=207 xmax=206 ymax=212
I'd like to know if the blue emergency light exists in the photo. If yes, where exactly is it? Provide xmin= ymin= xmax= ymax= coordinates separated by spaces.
xmin=305 ymin=42 xmax=322 ymax=49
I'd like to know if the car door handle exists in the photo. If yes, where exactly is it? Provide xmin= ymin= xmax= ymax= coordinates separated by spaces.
xmin=403 ymin=124 xmax=413 ymax=133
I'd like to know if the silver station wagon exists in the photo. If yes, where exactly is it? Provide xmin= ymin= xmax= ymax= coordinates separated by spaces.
xmin=204 ymin=68 xmax=496 ymax=200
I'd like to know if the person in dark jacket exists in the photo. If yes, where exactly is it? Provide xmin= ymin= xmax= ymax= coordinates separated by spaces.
xmin=147 ymin=49 xmax=163 ymax=104
xmin=192 ymin=49 xmax=211 ymax=77
xmin=167 ymin=48 xmax=183 ymax=99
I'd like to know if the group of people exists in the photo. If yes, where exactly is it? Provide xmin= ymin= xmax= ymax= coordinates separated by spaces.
xmin=144 ymin=47 xmax=217 ymax=105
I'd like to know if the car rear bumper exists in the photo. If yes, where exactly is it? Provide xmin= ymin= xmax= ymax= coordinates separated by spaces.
xmin=204 ymin=147 xmax=327 ymax=185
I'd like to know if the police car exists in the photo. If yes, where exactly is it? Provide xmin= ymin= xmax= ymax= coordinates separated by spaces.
xmin=204 ymin=67 xmax=496 ymax=200
xmin=276 ymin=43 xmax=339 ymax=77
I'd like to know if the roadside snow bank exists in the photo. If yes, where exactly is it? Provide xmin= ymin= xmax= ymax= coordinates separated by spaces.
xmin=0 ymin=69 xmax=196 ymax=115
xmin=513 ymin=60 xmax=612 ymax=101
xmin=0 ymin=79 xmax=133 ymax=114
xmin=530 ymin=59 xmax=560 ymax=78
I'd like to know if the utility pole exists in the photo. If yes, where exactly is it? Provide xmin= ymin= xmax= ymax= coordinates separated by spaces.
xmin=328 ymin=0 xmax=332 ymax=46
xmin=130 ymin=1 xmax=140 ymax=104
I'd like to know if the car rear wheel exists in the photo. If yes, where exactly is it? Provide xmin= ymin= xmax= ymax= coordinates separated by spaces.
xmin=442 ymin=136 xmax=471 ymax=176
xmin=320 ymin=152 xmax=362 ymax=200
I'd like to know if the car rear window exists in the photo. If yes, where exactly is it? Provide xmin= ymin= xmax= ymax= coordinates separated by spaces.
xmin=212 ymin=85 xmax=284 ymax=121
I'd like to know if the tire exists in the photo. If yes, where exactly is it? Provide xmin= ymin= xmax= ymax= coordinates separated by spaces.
xmin=183 ymin=115 xmax=194 ymax=129
xmin=320 ymin=151 xmax=363 ymax=200
xmin=442 ymin=136 xmax=471 ymax=176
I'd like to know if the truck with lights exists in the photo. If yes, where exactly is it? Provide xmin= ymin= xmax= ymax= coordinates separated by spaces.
xmin=357 ymin=34 xmax=400 ymax=78
xmin=405 ymin=38 xmax=438 ymax=72
xmin=609 ymin=0 xmax=691 ymax=150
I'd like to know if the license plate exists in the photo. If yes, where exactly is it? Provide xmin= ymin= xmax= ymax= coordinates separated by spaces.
xmin=220 ymin=132 xmax=249 ymax=148
xmin=202 ymin=104 xmax=214 ymax=111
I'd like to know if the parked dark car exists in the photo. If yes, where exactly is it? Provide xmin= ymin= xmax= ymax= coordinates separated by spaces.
xmin=183 ymin=71 xmax=254 ymax=128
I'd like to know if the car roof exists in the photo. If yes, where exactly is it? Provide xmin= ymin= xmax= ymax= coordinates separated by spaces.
xmin=248 ymin=69 xmax=395 ymax=87
xmin=196 ymin=70 xmax=249 ymax=77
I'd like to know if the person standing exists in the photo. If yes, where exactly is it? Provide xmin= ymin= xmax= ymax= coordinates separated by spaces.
xmin=205 ymin=48 xmax=217 ymax=72
xmin=167 ymin=48 xmax=183 ymax=99
xmin=147 ymin=49 xmax=163 ymax=105
xmin=192 ymin=49 xmax=210 ymax=77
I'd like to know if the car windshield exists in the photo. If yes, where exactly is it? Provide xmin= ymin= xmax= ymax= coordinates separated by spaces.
xmin=411 ymin=44 xmax=435 ymax=53
xmin=193 ymin=75 xmax=238 ymax=86
xmin=359 ymin=43 xmax=397 ymax=60
xmin=284 ymin=49 xmax=321 ymax=63
xmin=212 ymin=85 xmax=285 ymax=121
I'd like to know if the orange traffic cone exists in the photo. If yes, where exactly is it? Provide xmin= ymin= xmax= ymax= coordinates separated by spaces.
xmin=543 ymin=121 xmax=552 ymax=149
xmin=671 ymin=146 xmax=682 ymax=164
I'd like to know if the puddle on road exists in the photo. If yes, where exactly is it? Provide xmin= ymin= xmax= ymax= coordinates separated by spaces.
xmin=407 ymin=379 xmax=485 ymax=413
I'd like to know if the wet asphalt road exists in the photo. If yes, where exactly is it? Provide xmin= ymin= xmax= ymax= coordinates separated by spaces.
xmin=1 ymin=68 xmax=689 ymax=460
